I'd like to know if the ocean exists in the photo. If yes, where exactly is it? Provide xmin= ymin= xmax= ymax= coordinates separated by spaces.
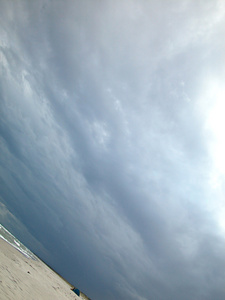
xmin=0 ymin=224 xmax=37 ymax=260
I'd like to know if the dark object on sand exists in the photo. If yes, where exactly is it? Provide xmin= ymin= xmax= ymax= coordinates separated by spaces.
xmin=72 ymin=288 xmax=80 ymax=296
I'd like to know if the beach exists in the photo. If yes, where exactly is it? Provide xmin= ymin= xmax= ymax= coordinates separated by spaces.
xmin=0 ymin=237 xmax=80 ymax=300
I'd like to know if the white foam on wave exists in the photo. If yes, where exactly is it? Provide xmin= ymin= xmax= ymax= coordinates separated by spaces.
xmin=14 ymin=239 xmax=20 ymax=246
xmin=0 ymin=235 xmax=32 ymax=259
xmin=0 ymin=226 xmax=37 ymax=261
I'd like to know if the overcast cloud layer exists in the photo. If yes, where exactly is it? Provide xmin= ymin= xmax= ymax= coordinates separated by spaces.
xmin=1 ymin=1 xmax=225 ymax=299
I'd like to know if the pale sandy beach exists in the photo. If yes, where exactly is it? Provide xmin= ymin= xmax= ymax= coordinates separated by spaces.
xmin=0 ymin=237 xmax=80 ymax=300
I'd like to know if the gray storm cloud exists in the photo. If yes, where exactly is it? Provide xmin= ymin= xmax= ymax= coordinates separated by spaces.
xmin=0 ymin=1 xmax=225 ymax=299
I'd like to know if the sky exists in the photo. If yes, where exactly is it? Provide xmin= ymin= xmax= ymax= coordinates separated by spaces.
xmin=0 ymin=0 xmax=225 ymax=299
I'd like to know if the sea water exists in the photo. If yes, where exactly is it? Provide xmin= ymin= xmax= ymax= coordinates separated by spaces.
xmin=0 ymin=224 xmax=37 ymax=260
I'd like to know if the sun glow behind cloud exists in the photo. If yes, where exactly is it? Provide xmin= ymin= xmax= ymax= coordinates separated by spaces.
xmin=204 ymin=80 xmax=225 ymax=233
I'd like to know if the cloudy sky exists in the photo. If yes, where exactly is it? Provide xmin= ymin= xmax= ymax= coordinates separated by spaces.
xmin=0 ymin=0 xmax=225 ymax=299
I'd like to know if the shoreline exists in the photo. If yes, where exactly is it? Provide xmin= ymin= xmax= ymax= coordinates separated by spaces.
xmin=0 ymin=237 xmax=80 ymax=300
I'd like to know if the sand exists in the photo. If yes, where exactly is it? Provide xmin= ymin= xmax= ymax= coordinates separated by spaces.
xmin=0 ymin=237 xmax=80 ymax=300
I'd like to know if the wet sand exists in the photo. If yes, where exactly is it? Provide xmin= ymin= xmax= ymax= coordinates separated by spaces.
xmin=0 ymin=237 xmax=80 ymax=300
